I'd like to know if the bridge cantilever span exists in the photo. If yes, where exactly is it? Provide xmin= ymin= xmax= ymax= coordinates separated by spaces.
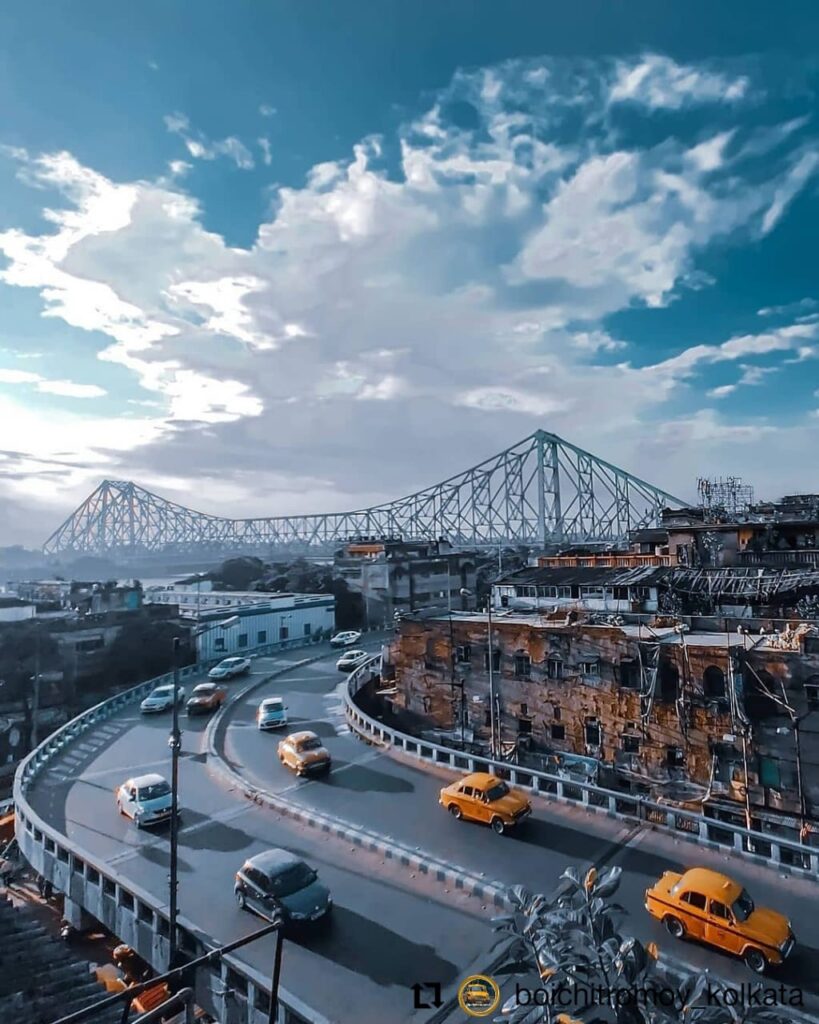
xmin=42 ymin=429 xmax=685 ymax=558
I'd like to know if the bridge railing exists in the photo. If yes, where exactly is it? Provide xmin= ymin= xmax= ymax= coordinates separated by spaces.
xmin=344 ymin=657 xmax=819 ymax=881
xmin=14 ymin=637 xmax=335 ymax=1024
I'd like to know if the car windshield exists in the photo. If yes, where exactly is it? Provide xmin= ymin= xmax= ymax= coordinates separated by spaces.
xmin=296 ymin=737 xmax=322 ymax=752
xmin=263 ymin=700 xmax=282 ymax=710
xmin=268 ymin=863 xmax=317 ymax=896
xmin=223 ymin=659 xmax=241 ymax=665
xmin=151 ymin=688 xmax=172 ymax=698
xmin=732 ymin=889 xmax=755 ymax=922
xmin=194 ymin=685 xmax=214 ymax=694
xmin=486 ymin=781 xmax=509 ymax=801
xmin=138 ymin=781 xmax=171 ymax=801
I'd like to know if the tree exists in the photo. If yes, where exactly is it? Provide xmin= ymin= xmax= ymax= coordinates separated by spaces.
xmin=100 ymin=615 xmax=194 ymax=688
xmin=212 ymin=557 xmax=265 ymax=591
xmin=0 ymin=621 xmax=60 ymax=749
xmin=492 ymin=866 xmax=790 ymax=1024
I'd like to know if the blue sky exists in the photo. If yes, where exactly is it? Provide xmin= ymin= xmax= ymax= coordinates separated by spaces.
xmin=1 ymin=1 xmax=818 ymax=545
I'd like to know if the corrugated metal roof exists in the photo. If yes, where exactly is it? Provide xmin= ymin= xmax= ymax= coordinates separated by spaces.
xmin=495 ymin=565 xmax=672 ymax=587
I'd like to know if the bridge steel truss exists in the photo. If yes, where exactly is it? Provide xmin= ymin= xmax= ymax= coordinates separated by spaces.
xmin=42 ymin=429 xmax=685 ymax=558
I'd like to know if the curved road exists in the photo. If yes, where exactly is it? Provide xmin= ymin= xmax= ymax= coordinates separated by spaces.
xmin=218 ymin=648 xmax=819 ymax=1013
xmin=26 ymin=643 xmax=491 ymax=1024
xmin=27 ymin=642 xmax=819 ymax=1020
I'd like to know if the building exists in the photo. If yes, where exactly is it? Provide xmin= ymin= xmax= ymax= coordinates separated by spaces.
xmin=144 ymin=584 xmax=319 ymax=617
xmin=0 ymin=597 xmax=36 ymax=623
xmin=195 ymin=594 xmax=335 ymax=661
xmin=493 ymin=566 xmax=669 ymax=616
xmin=664 ymin=493 xmax=819 ymax=569
xmin=386 ymin=609 xmax=819 ymax=831
xmin=333 ymin=538 xmax=478 ymax=624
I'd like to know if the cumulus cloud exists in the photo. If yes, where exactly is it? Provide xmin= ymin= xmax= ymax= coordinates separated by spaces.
xmin=0 ymin=367 xmax=106 ymax=397
xmin=0 ymin=53 xmax=817 ymax=538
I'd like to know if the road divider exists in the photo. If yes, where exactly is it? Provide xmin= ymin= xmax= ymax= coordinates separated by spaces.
xmin=204 ymin=652 xmax=512 ymax=911
xmin=343 ymin=656 xmax=819 ymax=882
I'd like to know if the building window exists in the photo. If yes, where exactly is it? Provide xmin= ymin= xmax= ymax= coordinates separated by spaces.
xmin=484 ymin=649 xmax=501 ymax=672
xmin=622 ymin=734 xmax=640 ymax=754
xmin=214 ymin=637 xmax=225 ymax=652
xmin=484 ymin=709 xmax=492 ymax=727
xmin=280 ymin=625 xmax=289 ymax=640
xmin=580 ymin=660 xmax=598 ymax=676
xmin=304 ymin=623 xmax=311 ymax=636
xmin=758 ymin=755 xmax=781 ymax=788
xmin=75 ymin=636 xmax=105 ymax=653
xmin=805 ymin=676 xmax=819 ymax=710
xmin=659 ymin=660 xmax=679 ymax=703
xmin=551 ymin=723 xmax=565 ymax=741
xmin=547 ymin=658 xmax=563 ymax=680
xmin=456 ymin=644 xmax=471 ymax=663
xmin=257 ymin=631 xmax=267 ymax=644
xmin=520 ymin=703 xmax=528 ymax=716
xmin=619 ymin=660 xmax=639 ymax=689
xmin=237 ymin=633 xmax=248 ymax=648
xmin=703 ymin=665 xmax=726 ymax=700
xmin=585 ymin=719 xmax=601 ymax=747
xmin=518 ymin=717 xmax=532 ymax=736
xmin=552 ymin=705 xmax=561 ymax=721
xmin=514 ymin=654 xmax=531 ymax=680
xmin=422 ymin=696 xmax=432 ymax=714
xmin=666 ymin=746 xmax=685 ymax=768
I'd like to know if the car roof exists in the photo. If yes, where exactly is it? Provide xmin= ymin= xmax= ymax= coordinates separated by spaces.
xmin=457 ymin=772 xmax=501 ymax=789
xmin=151 ymin=684 xmax=173 ymax=692
xmin=342 ymin=649 xmax=366 ymax=656
xmin=676 ymin=868 xmax=741 ymax=900
xmin=131 ymin=773 xmax=167 ymax=787
xmin=193 ymin=683 xmax=215 ymax=691
xmin=244 ymin=848 xmax=303 ymax=876
xmin=260 ymin=696 xmax=283 ymax=705
xmin=286 ymin=730 xmax=320 ymax=743
xmin=221 ymin=657 xmax=244 ymax=663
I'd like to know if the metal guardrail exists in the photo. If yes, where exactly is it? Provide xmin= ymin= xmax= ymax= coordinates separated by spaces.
xmin=343 ymin=658 xmax=819 ymax=880
xmin=13 ymin=636 xmax=339 ymax=1024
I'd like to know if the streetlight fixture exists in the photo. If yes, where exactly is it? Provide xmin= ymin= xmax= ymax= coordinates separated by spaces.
xmin=460 ymin=587 xmax=498 ymax=759
xmin=168 ymin=613 xmax=241 ymax=966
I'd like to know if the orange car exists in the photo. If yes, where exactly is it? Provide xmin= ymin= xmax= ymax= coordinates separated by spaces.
xmin=278 ymin=730 xmax=331 ymax=776
xmin=645 ymin=867 xmax=794 ymax=974
xmin=439 ymin=771 xmax=531 ymax=835
xmin=185 ymin=682 xmax=227 ymax=715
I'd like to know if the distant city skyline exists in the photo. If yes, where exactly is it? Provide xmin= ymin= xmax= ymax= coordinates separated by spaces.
xmin=1 ymin=1 xmax=818 ymax=547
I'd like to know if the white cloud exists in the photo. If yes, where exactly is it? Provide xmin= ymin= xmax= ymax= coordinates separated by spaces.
xmin=610 ymin=54 xmax=749 ymax=109
xmin=761 ymin=151 xmax=819 ymax=234
xmin=758 ymin=297 xmax=819 ymax=317
xmin=258 ymin=137 xmax=272 ymax=166
xmin=0 ymin=53 xmax=817 ymax=537
xmin=707 ymin=384 xmax=736 ymax=399
xmin=0 ymin=367 xmax=106 ymax=397
xmin=259 ymin=104 xmax=276 ymax=117
xmin=164 ymin=113 xmax=255 ymax=170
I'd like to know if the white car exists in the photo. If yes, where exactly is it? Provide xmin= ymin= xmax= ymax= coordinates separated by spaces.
xmin=257 ymin=696 xmax=288 ymax=730
xmin=208 ymin=656 xmax=251 ymax=680
xmin=330 ymin=630 xmax=362 ymax=648
xmin=116 ymin=774 xmax=173 ymax=828
xmin=140 ymin=684 xmax=185 ymax=713
xmin=336 ymin=649 xmax=369 ymax=672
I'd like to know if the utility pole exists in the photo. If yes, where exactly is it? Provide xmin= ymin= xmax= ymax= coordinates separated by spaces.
xmin=487 ymin=595 xmax=497 ymax=759
xmin=168 ymin=636 xmax=181 ymax=967
xmin=31 ymin=630 xmax=41 ymax=749
xmin=268 ymin=920 xmax=284 ymax=1024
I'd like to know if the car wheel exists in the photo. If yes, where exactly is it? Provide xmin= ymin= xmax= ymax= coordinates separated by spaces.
xmin=744 ymin=948 xmax=767 ymax=974
xmin=235 ymin=890 xmax=246 ymax=910
xmin=448 ymin=804 xmax=462 ymax=819
xmin=664 ymin=915 xmax=685 ymax=939
xmin=490 ymin=817 xmax=506 ymax=835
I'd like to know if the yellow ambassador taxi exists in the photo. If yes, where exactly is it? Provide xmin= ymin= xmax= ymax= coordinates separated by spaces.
xmin=277 ymin=730 xmax=332 ymax=777
xmin=439 ymin=772 xmax=531 ymax=835
xmin=645 ymin=867 xmax=794 ymax=974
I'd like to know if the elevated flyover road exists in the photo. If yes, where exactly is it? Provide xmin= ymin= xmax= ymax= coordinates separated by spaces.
xmin=24 ymin=646 xmax=492 ymax=1024
xmin=215 ymin=649 xmax=819 ymax=1016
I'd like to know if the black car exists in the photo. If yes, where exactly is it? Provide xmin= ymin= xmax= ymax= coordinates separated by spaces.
xmin=234 ymin=849 xmax=332 ymax=925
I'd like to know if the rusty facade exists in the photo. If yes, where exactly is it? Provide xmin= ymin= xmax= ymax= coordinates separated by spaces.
xmin=387 ymin=612 xmax=819 ymax=826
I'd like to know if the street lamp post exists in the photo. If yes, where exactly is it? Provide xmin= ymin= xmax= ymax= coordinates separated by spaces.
xmin=168 ymin=636 xmax=181 ymax=967
xmin=460 ymin=587 xmax=497 ymax=759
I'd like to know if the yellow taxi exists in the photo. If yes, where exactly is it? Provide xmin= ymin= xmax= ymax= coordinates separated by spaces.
xmin=277 ymin=730 xmax=331 ymax=777
xmin=644 ymin=867 xmax=794 ymax=974
xmin=439 ymin=771 xmax=531 ymax=835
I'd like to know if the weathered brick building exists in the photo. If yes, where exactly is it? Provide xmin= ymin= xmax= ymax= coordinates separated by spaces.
xmin=387 ymin=610 xmax=819 ymax=827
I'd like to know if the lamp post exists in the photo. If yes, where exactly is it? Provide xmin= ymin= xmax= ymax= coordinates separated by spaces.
xmin=447 ymin=605 xmax=466 ymax=747
xmin=169 ymin=614 xmax=240 ymax=967
xmin=168 ymin=636 xmax=181 ymax=967
xmin=460 ymin=586 xmax=497 ymax=759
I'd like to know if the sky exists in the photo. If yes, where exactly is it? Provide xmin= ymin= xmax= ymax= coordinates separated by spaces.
xmin=1 ymin=1 xmax=818 ymax=547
